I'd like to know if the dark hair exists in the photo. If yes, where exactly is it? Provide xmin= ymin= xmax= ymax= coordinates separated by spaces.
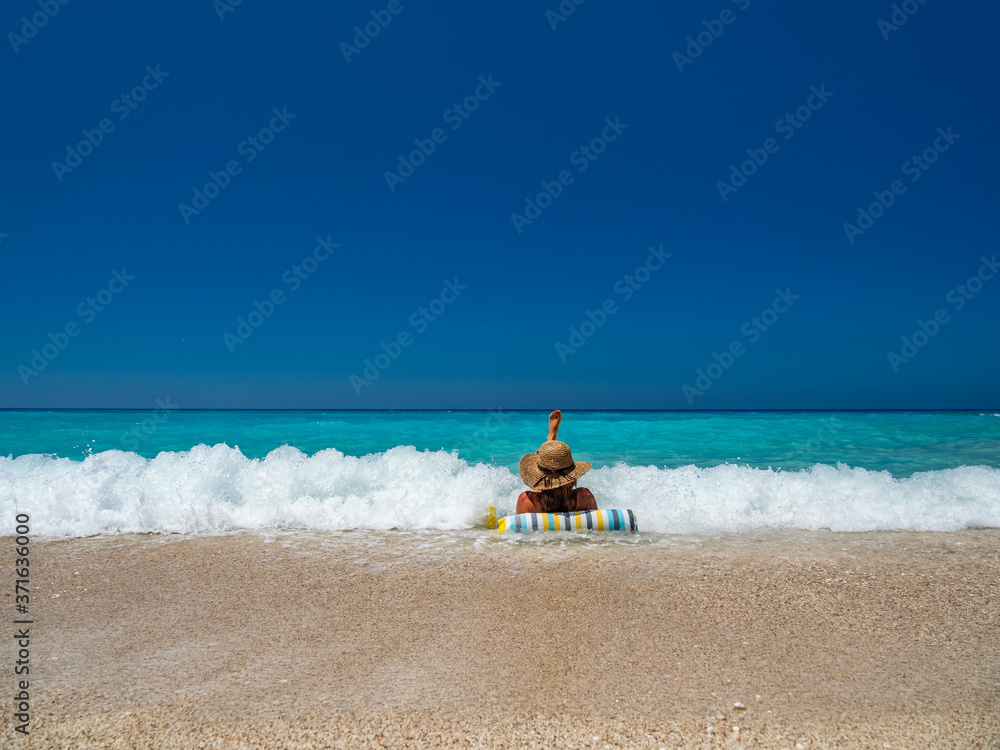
xmin=536 ymin=480 xmax=577 ymax=513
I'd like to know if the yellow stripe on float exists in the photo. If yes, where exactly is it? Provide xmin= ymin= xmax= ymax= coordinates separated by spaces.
xmin=596 ymin=511 xmax=604 ymax=531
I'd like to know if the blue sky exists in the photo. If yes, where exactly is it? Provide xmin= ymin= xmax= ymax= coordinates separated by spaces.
xmin=1 ymin=0 xmax=998 ymax=409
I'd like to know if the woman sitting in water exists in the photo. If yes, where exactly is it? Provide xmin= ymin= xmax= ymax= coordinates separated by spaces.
xmin=516 ymin=410 xmax=598 ymax=514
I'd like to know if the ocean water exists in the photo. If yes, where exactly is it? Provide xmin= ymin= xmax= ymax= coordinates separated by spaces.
xmin=1 ymin=410 xmax=998 ymax=537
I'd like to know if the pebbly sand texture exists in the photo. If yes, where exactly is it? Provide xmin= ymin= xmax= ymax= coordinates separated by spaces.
xmin=4 ymin=529 xmax=1000 ymax=749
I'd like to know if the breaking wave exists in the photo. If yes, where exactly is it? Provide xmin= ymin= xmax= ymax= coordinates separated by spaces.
xmin=2 ymin=444 xmax=998 ymax=537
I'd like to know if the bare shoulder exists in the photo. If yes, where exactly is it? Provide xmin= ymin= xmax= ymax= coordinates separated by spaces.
xmin=516 ymin=491 xmax=544 ymax=514
xmin=571 ymin=487 xmax=598 ymax=511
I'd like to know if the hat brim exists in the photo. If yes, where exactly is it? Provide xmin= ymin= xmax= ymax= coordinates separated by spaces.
xmin=518 ymin=453 xmax=592 ymax=490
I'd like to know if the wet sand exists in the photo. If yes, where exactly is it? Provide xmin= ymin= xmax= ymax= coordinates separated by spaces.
xmin=5 ymin=529 xmax=1000 ymax=749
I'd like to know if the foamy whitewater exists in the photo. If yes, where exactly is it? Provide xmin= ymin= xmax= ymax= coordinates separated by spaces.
xmin=1 ymin=410 xmax=998 ymax=537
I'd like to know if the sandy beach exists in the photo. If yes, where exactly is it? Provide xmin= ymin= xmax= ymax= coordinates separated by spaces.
xmin=5 ymin=529 xmax=999 ymax=749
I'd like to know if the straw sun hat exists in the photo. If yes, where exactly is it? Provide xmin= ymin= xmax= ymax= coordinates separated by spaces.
xmin=518 ymin=440 xmax=592 ymax=491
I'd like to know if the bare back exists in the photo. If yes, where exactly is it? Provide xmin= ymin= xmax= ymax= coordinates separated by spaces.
xmin=516 ymin=487 xmax=597 ymax=514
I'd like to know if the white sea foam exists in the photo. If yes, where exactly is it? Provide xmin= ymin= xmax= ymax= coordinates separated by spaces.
xmin=1 ymin=444 xmax=997 ymax=537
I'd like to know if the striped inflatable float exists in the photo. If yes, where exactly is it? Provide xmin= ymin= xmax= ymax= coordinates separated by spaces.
xmin=497 ymin=509 xmax=637 ymax=534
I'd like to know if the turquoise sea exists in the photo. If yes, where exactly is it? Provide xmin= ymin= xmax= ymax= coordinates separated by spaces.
xmin=1 ymin=410 xmax=998 ymax=536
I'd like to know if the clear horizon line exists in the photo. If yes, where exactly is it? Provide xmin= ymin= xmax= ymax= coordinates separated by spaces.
xmin=1 ymin=408 xmax=997 ymax=413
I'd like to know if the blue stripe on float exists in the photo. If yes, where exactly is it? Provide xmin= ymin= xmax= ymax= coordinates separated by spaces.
xmin=505 ymin=509 xmax=638 ymax=533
